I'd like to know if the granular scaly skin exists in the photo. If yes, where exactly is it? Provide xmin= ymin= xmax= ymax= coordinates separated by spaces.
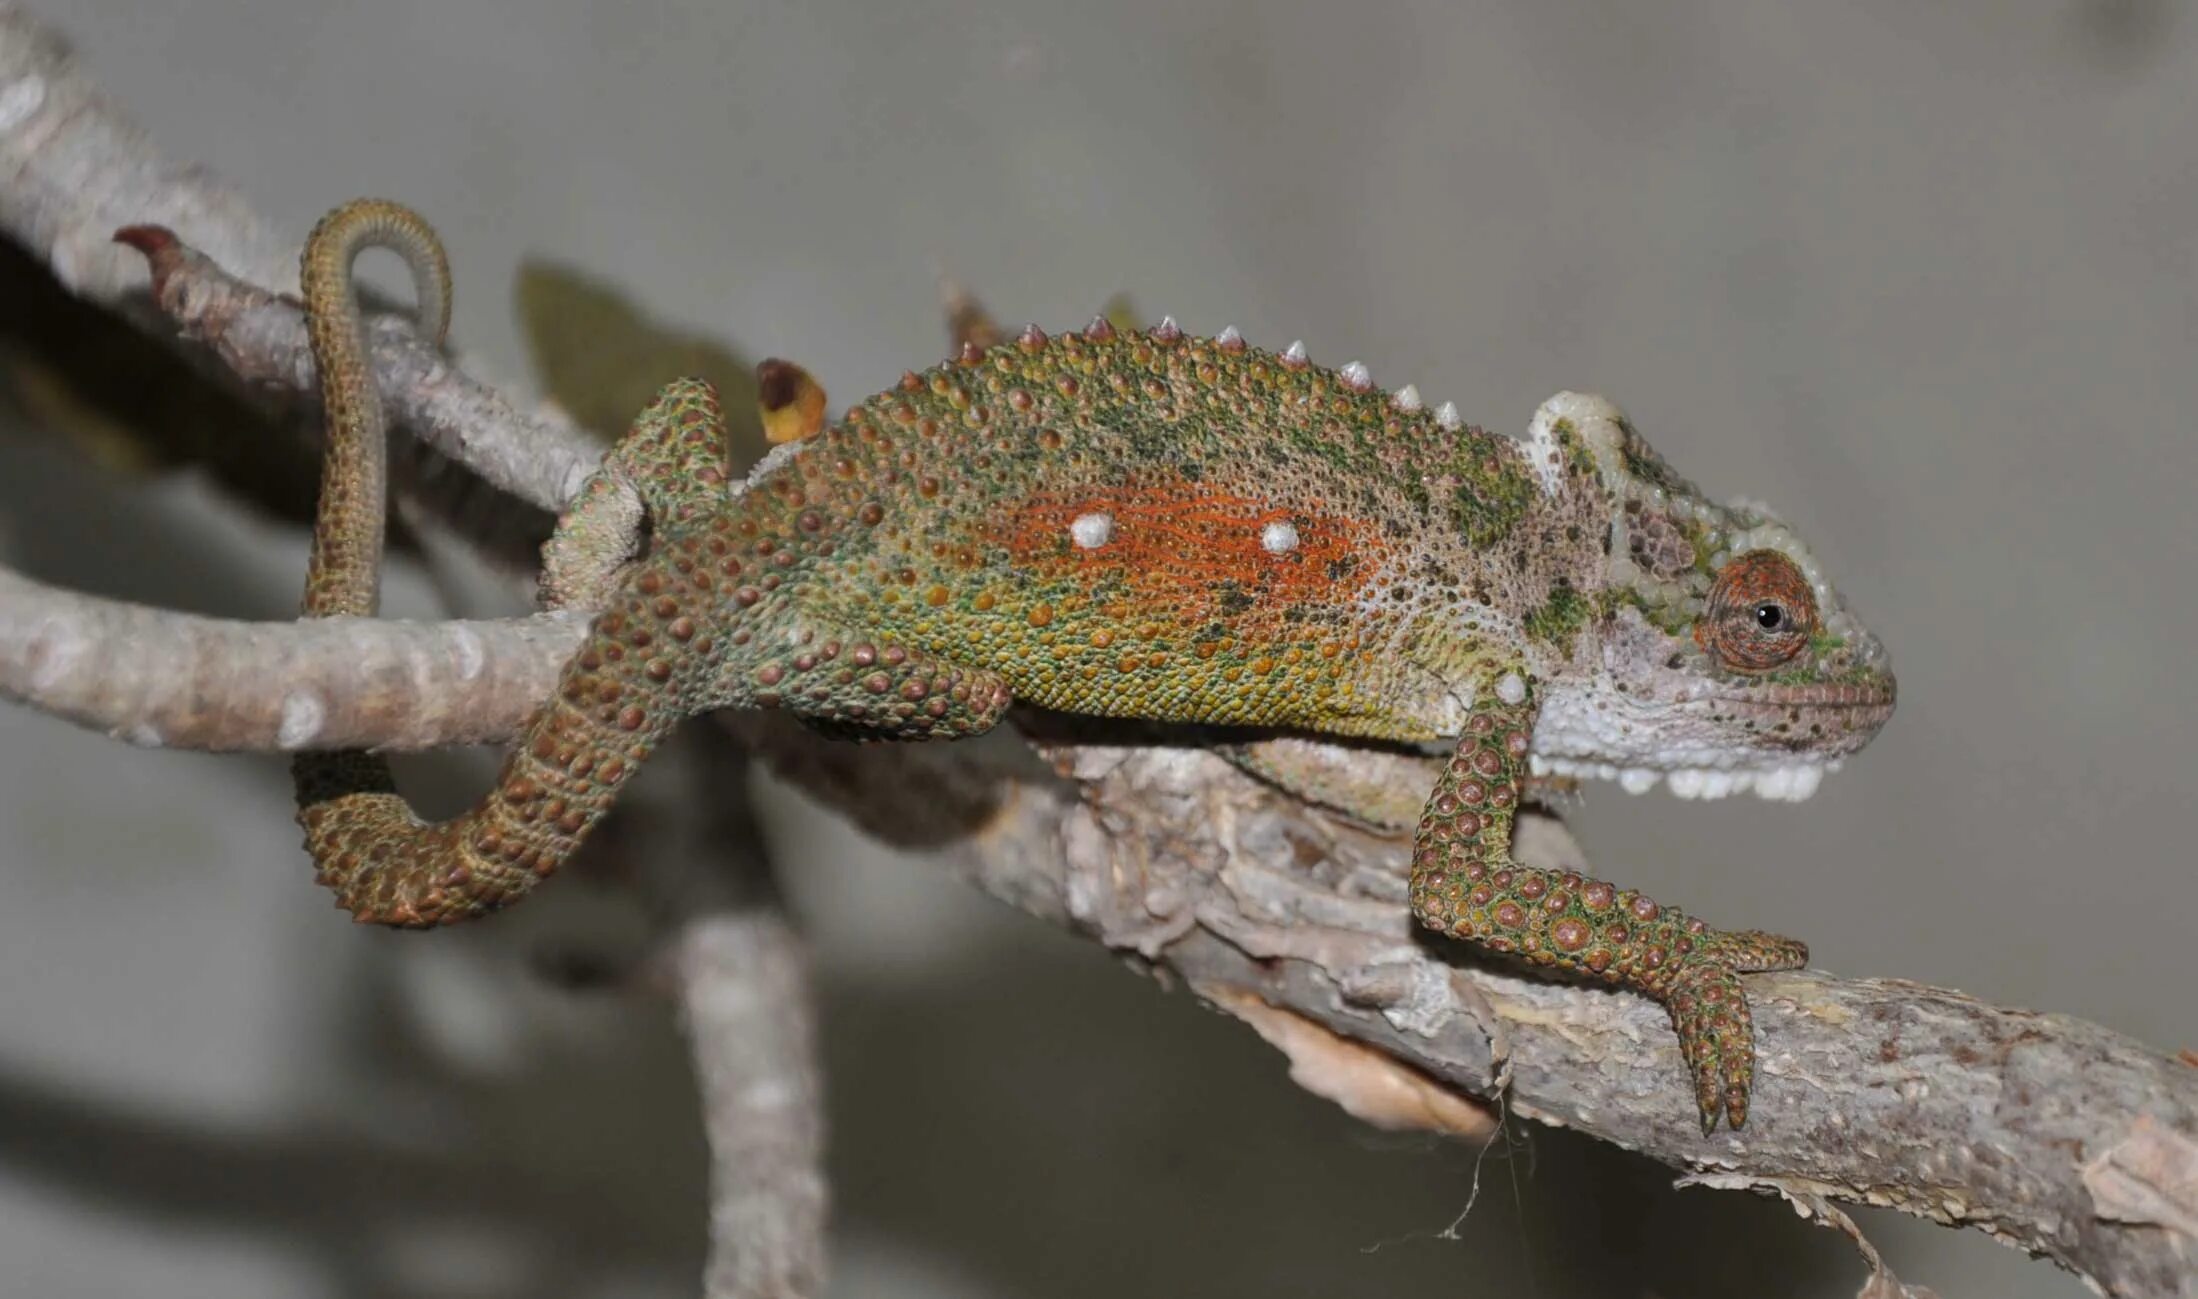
xmin=288 ymin=201 xmax=1897 ymax=1132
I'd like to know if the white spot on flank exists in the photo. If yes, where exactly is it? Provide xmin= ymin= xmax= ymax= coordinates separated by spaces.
xmin=1069 ymin=512 xmax=1114 ymax=549
xmin=1494 ymin=672 xmax=1527 ymax=706
xmin=1339 ymin=361 xmax=1373 ymax=392
xmin=1392 ymin=384 xmax=1422 ymax=412
xmin=1260 ymin=520 xmax=1301 ymax=554
xmin=278 ymin=690 xmax=327 ymax=750
xmin=1619 ymin=767 xmax=1660 ymax=795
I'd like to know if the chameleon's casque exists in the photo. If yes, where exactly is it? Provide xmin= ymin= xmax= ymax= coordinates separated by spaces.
xmin=265 ymin=199 xmax=1892 ymax=1136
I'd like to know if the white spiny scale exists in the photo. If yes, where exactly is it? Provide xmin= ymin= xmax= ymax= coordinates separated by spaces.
xmin=1434 ymin=401 xmax=1463 ymax=432
xmin=1153 ymin=315 xmax=1182 ymax=341
xmin=1754 ymin=765 xmax=1827 ymax=802
xmin=1282 ymin=340 xmax=1309 ymax=367
xmin=1619 ymin=768 xmax=1660 ymax=795
xmin=1339 ymin=360 xmax=1373 ymax=392
xmin=1216 ymin=324 xmax=1244 ymax=349
xmin=1392 ymin=384 xmax=1423 ymax=412
xmin=1667 ymin=769 xmax=1740 ymax=800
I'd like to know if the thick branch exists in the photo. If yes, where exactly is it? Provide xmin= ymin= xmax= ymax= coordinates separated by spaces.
xmin=764 ymin=719 xmax=2198 ymax=1298
xmin=5 ymin=572 xmax=2191 ymax=1294
xmin=0 ymin=564 xmax=580 ymax=750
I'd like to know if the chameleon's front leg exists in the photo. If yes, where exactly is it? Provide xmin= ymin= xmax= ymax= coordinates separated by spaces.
xmin=1411 ymin=677 xmax=1807 ymax=1132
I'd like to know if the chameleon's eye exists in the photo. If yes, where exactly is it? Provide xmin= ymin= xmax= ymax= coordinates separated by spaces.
xmin=1700 ymin=550 xmax=1817 ymax=673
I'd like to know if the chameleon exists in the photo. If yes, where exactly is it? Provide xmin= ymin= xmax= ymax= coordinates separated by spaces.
xmin=276 ymin=198 xmax=1895 ymax=1133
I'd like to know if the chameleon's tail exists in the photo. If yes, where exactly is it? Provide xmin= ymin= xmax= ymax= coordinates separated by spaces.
xmin=292 ymin=608 xmax=685 ymax=925
xmin=296 ymin=199 xmax=449 ymax=622
xmin=289 ymin=199 xmax=676 ymax=926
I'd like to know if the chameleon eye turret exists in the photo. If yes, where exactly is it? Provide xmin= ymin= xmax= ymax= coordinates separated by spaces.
xmin=1700 ymin=550 xmax=1818 ymax=672
xmin=275 ymin=200 xmax=1892 ymax=1133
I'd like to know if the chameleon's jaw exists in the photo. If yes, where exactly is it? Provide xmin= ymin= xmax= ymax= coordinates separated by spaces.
xmin=1529 ymin=657 xmax=1896 ymax=803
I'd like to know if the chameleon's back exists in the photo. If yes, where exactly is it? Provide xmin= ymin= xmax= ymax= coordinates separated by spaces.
xmin=757 ymin=323 xmax=1563 ymax=741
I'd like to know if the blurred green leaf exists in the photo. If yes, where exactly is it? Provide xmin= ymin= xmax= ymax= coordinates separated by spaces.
xmin=515 ymin=261 xmax=772 ymax=473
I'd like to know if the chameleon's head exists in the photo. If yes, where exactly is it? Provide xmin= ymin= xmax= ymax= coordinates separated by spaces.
xmin=1521 ymin=393 xmax=1895 ymax=801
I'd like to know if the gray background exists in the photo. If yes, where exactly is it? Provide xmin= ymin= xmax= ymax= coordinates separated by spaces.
xmin=2 ymin=1 xmax=2192 ymax=1295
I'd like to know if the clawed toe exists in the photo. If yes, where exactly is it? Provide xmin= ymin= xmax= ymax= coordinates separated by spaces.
xmin=1665 ymin=958 xmax=1758 ymax=1132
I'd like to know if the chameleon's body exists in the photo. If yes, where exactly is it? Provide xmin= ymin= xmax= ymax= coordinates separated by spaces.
xmin=283 ymin=199 xmax=1894 ymax=1132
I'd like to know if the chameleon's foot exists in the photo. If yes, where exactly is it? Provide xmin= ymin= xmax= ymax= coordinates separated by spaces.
xmin=1665 ymin=955 xmax=1761 ymax=1133
xmin=1409 ymin=685 xmax=1816 ymax=1132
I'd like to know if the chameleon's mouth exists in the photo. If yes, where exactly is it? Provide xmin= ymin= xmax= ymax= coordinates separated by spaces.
xmin=1708 ymin=677 xmax=1898 ymax=713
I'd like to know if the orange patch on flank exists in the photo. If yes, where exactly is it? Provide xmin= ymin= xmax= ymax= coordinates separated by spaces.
xmin=997 ymin=478 xmax=1385 ymax=622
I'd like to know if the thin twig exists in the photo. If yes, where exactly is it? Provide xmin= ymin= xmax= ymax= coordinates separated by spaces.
xmin=673 ymin=911 xmax=826 ymax=1299
xmin=617 ymin=726 xmax=828 ymax=1299
xmin=0 ymin=3 xmax=589 ymax=591
xmin=110 ymin=224 xmax=597 ymax=514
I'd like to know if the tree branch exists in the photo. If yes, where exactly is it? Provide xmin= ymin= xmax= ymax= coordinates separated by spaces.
xmin=1 ymin=2 xmax=600 ymax=521
xmin=617 ymin=726 xmax=828 ymax=1299
xmin=109 ymin=223 xmax=597 ymax=514
xmin=0 ymin=564 xmax=580 ymax=750
xmin=672 ymin=910 xmax=826 ymax=1299
xmin=5 ymin=565 xmax=2193 ymax=1294
xmin=0 ymin=5 xmax=290 ymax=305
xmin=2 ymin=14 xmax=818 ymax=1292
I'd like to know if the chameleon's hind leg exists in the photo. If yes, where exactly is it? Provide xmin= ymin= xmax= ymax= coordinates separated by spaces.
xmin=1407 ymin=670 xmax=1808 ymax=1133
xmin=542 ymin=377 xmax=738 ymax=609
